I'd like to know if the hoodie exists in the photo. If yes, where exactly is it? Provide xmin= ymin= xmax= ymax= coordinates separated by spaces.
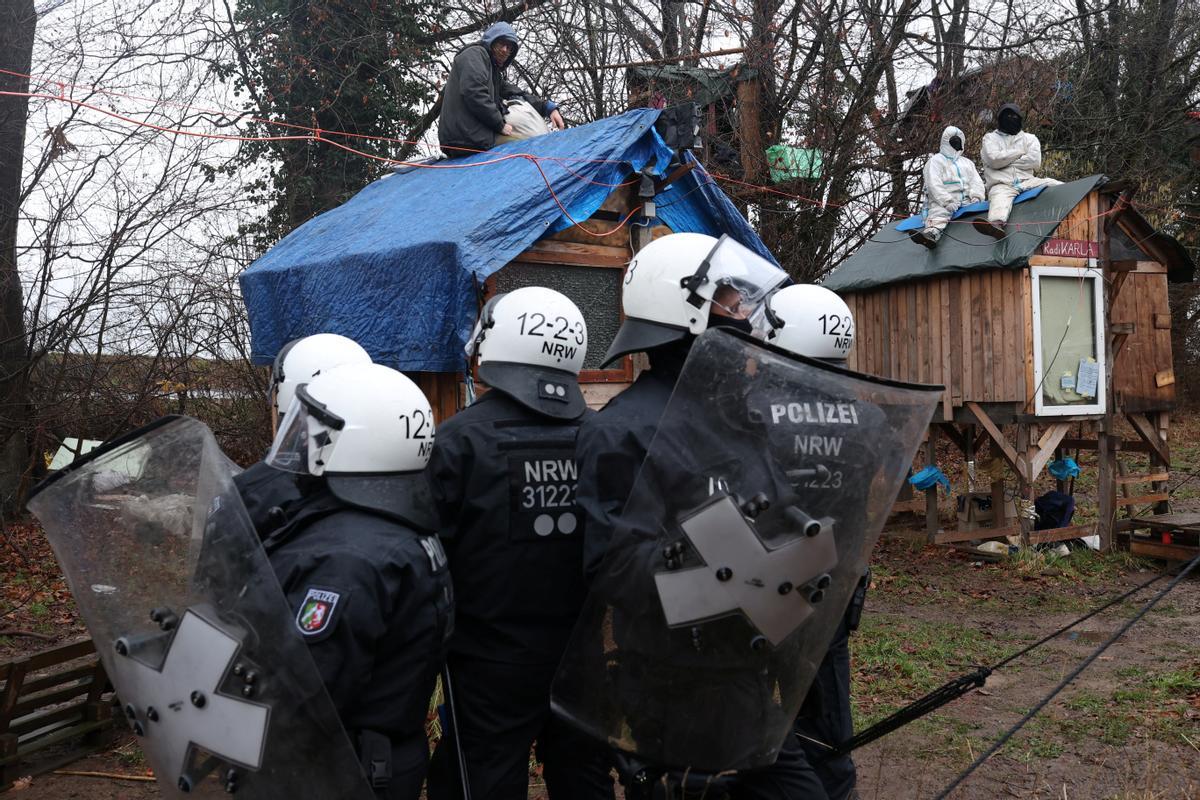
xmin=437 ymin=22 xmax=553 ymax=156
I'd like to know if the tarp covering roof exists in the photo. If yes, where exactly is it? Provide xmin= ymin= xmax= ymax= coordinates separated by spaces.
xmin=240 ymin=108 xmax=771 ymax=372
xmin=823 ymin=175 xmax=1107 ymax=293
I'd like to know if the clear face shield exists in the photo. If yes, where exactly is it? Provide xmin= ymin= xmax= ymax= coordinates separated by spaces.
xmin=265 ymin=384 xmax=345 ymax=475
xmin=689 ymin=236 xmax=789 ymax=327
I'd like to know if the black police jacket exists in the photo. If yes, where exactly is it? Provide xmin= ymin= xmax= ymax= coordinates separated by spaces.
xmin=232 ymin=460 xmax=302 ymax=539
xmin=575 ymin=353 xmax=681 ymax=580
xmin=263 ymin=486 xmax=453 ymax=738
xmin=427 ymin=390 xmax=591 ymax=665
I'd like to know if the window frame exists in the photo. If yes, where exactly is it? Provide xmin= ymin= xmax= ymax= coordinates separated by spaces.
xmin=1030 ymin=263 xmax=1107 ymax=417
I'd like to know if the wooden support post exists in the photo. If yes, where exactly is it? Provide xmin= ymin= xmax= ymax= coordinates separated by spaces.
xmin=1097 ymin=416 xmax=1117 ymax=551
xmin=925 ymin=427 xmax=940 ymax=542
xmin=991 ymin=480 xmax=1007 ymax=528
xmin=964 ymin=424 xmax=976 ymax=492
xmin=1153 ymin=412 xmax=1170 ymax=514
xmin=965 ymin=402 xmax=1021 ymax=475
xmin=81 ymin=661 xmax=112 ymax=749
xmin=1017 ymin=424 xmax=1034 ymax=547
xmin=0 ymin=658 xmax=28 ymax=789
xmin=1054 ymin=445 xmax=1066 ymax=494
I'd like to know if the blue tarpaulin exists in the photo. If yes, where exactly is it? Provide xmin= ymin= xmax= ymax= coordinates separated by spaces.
xmin=893 ymin=186 xmax=1046 ymax=232
xmin=240 ymin=109 xmax=772 ymax=372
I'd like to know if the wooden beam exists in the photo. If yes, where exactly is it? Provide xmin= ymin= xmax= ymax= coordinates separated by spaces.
xmin=1029 ymin=422 xmax=1072 ymax=481
xmin=654 ymin=160 xmax=697 ymax=193
xmin=1110 ymin=322 xmax=1135 ymax=335
xmin=517 ymin=240 xmax=630 ymax=268
xmin=1130 ymin=539 xmax=1199 ymax=562
xmin=1060 ymin=437 xmax=1154 ymax=454
xmin=1154 ymin=313 xmax=1171 ymax=329
xmin=1118 ymin=492 xmax=1169 ymax=508
xmin=965 ymin=402 xmax=1021 ymax=475
xmin=1112 ymin=333 xmax=1131 ymax=361
xmin=1126 ymin=413 xmax=1170 ymax=466
xmin=1027 ymin=523 xmax=1097 ymax=545
xmin=925 ymin=427 xmax=939 ymax=542
xmin=1155 ymin=369 xmax=1175 ymax=388
xmin=1109 ymin=269 xmax=1131 ymax=308
xmin=940 ymin=423 xmax=968 ymax=456
xmin=1116 ymin=471 xmax=1170 ymax=485
xmin=1108 ymin=259 xmax=1139 ymax=272
xmin=1104 ymin=188 xmax=1135 ymax=235
xmin=1097 ymin=418 xmax=1117 ymax=551
xmin=934 ymin=524 xmax=1020 ymax=544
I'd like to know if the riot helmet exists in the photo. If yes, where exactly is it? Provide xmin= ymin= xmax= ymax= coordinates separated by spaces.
xmin=467 ymin=286 xmax=588 ymax=419
xmin=271 ymin=333 xmax=371 ymax=422
xmin=602 ymin=233 xmax=789 ymax=366
xmin=756 ymin=284 xmax=855 ymax=364
xmin=267 ymin=363 xmax=437 ymax=529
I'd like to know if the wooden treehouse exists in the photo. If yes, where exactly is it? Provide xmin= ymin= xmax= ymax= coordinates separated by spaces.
xmin=824 ymin=176 xmax=1196 ymax=557
xmin=240 ymin=110 xmax=770 ymax=424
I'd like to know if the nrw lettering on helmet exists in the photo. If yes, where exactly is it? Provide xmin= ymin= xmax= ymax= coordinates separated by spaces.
xmin=399 ymin=409 xmax=435 ymax=458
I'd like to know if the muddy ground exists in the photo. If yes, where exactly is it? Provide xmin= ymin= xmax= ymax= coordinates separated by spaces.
xmin=6 ymin=531 xmax=1196 ymax=799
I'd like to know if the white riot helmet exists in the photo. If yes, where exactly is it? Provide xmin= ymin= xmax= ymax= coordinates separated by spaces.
xmin=271 ymin=334 xmax=371 ymax=421
xmin=757 ymin=284 xmax=855 ymax=363
xmin=603 ymin=233 xmax=789 ymax=366
xmin=266 ymin=363 xmax=437 ymax=530
xmin=467 ymin=286 xmax=589 ymax=419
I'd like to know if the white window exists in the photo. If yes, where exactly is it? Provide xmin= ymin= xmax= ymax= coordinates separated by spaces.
xmin=1030 ymin=264 xmax=1106 ymax=416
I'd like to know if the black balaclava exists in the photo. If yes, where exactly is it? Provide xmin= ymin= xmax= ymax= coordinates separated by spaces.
xmin=706 ymin=311 xmax=755 ymax=335
xmin=997 ymin=104 xmax=1023 ymax=135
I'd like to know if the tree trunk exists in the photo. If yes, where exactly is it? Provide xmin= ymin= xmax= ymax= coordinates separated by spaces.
xmin=0 ymin=0 xmax=35 ymax=512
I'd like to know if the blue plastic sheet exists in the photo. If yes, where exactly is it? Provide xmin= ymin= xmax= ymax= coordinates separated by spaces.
xmin=894 ymin=186 xmax=1047 ymax=232
xmin=909 ymin=465 xmax=951 ymax=493
xmin=239 ymin=109 xmax=773 ymax=372
xmin=1047 ymin=457 xmax=1081 ymax=480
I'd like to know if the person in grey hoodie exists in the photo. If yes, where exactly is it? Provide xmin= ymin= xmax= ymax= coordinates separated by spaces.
xmin=437 ymin=22 xmax=564 ymax=157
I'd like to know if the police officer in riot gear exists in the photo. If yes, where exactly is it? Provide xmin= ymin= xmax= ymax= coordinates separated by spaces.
xmin=570 ymin=232 xmax=829 ymax=798
xmin=425 ymin=287 xmax=614 ymax=800
xmin=234 ymin=333 xmax=372 ymax=537
xmin=262 ymin=363 xmax=453 ymax=800
xmin=758 ymin=284 xmax=867 ymax=800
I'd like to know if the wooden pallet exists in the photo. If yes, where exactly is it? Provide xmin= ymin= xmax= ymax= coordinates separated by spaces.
xmin=0 ymin=639 xmax=115 ymax=789
xmin=1126 ymin=512 xmax=1200 ymax=562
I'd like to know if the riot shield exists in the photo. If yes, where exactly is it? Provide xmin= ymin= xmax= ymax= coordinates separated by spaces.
xmin=552 ymin=328 xmax=941 ymax=771
xmin=26 ymin=416 xmax=374 ymax=799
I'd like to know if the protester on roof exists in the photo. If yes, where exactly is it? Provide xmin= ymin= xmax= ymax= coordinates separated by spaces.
xmin=977 ymin=103 xmax=1061 ymax=239
xmin=437 ymin=22 xmax=565 ymax=157
xmin=910 ymin=125 xmax=985 ymax=249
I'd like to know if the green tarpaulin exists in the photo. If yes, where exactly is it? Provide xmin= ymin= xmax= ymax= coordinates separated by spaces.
xmin=823 ymin=175 xmax=1108 ymax=293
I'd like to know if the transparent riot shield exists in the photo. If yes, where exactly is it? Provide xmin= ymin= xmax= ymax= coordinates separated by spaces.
xmin=26 ymin=416 xmax=373 ymax=799
xmin=552 ymin=328 xmax=941 ymax=772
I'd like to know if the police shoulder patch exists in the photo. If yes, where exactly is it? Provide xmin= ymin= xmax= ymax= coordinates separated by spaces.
xmin=296 ymin=587 xmax=341 ymax=636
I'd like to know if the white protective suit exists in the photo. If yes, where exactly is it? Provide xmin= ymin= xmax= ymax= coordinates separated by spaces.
xmin=980 ymin=104 xmax=1061 ymax=223
xmin=921 ymin=126 xmax=985 ymax=237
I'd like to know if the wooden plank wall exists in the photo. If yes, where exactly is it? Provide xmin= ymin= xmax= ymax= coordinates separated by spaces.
xmin=844 ymin=268 xmax=1032 ymax=416
xmin=1110 ymin=268 xmax=1175 ymax=412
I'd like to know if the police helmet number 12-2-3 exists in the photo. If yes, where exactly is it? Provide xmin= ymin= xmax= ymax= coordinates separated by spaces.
xmin=760 ymin=284 xmax=855 ymax=361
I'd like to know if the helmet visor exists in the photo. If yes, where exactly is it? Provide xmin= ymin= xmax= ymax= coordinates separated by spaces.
xmin=265 ymin=385 xmax=345 ymax=475
xmin=704 ymin=236 xmax=789 ymax=320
